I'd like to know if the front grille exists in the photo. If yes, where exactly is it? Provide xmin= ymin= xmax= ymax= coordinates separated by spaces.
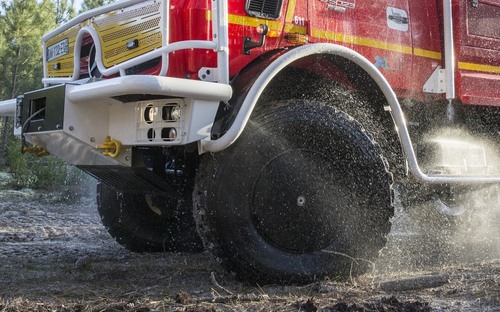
xmin=44 ymin=0 xmax=162 ymax=78
xmin=93 ymin=1 xmax=162 ymax=68
xmin=46 ymin=25 xmax=83 ymax=77
xmin=246 ymin=0 xmax=283 ymax=19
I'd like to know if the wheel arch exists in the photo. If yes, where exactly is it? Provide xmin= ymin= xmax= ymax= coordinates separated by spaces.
xmin=204 ymin=43 xmax=407 ymax=175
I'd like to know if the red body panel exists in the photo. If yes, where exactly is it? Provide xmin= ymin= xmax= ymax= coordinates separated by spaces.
xmin=164 ymin=0 xmax=499 ymax=107
xmin=308 ymin=1 xmax=413 ymax=92
xmin=454 ymin=0 xmax=500 ymax=106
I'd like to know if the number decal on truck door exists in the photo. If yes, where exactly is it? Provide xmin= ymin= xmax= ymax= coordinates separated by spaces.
xmin=294 ymin=16 xmax=306 ymax=26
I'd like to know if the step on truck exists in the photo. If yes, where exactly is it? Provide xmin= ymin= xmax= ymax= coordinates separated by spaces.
xmin=0 ymin=0 xmax=499 ymax=284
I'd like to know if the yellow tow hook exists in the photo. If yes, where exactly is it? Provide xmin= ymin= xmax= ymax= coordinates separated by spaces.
xmin=97 ymin=136 xmax=122 ymax=158
xmin=23 ymin=145 xmax=50 ymax=157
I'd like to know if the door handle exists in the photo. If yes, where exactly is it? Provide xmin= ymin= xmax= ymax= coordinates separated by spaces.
xmin=388 ymin=13 xmax=409 ymax=24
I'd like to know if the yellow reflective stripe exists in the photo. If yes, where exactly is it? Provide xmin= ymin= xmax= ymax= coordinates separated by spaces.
xmin=206 ymin=11 xmax=282 ymax=31
xmin=311 ymin=29 xmax=413 ymax=54
xmin=207 ymin=11 xmax=500 ymax=75
xmin=459 ymin=62 xmax=500 ymax=74
xmin=413 ymin=48 xmax=441 ymax=60
xmin=228 ymin=14 xmax=282 ymax=30
xmin=284 ymin=24 xmax=307 ymax=33
xmin=285 ymin=0 xmax=297 ymax=23
xmin=283 ymin=0 xmax=307 ymax=33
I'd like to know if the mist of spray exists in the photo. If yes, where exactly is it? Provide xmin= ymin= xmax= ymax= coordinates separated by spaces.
xmin=377 ymin=127 xmax=500 ymax=273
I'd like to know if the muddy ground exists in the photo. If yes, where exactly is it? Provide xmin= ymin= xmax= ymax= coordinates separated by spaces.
xmin=0 ymin=171 xmax=499 ymax=311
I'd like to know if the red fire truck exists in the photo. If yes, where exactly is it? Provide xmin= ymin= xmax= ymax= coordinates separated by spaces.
xmin=0 ymin=0 xmax=499 ymax=283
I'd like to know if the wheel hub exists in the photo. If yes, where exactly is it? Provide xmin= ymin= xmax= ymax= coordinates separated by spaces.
xmin=250 ymin=149 xmax=350 ymax=253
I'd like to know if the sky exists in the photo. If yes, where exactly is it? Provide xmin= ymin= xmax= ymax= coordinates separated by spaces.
xmin=73 ymin=0 xmax=83 ymax=11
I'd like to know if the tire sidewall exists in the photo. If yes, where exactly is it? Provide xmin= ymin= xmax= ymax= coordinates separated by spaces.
xmin=98 ymin=183 xmax=202 ymax=252
xmin=198 ymin=101 xmax=393 ymax=282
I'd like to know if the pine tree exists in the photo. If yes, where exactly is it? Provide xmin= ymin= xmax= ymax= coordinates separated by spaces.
xmin=0 ymin=0 xmax=56 ymax=99
xmin=54 ymin=0 xmax=76 ymax=24
xmin=79 ymin=0 xmax=113 ymax=13
xmin=0 ymin=0 xmax=56 ymax=164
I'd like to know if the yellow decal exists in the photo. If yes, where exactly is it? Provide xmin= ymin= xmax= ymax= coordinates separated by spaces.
xmin=206 ymin=11 xmax=283 ymax=32
xmin=413 ymin=48 xmax=441 ymax=60
xmin=311 ymin=29 xmax=413 ymax=55
xmin=46 ymin=23 xmax=84 ymax=77
xmin=285 ymin=0 xmax=297 ymax=23
xmin=459 ymin=62 xmax=500 ymax=74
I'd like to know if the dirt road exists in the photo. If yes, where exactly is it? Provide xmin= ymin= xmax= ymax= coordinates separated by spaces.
xmin=0 ymin=172 xmax=499 ymax=311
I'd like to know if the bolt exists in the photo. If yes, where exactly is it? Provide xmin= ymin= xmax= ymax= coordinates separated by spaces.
xmin=90 ymin=137 xmax=95 ymax=143
xmin=297 ymin=195 xmax=306 ymax=207
xmin=69 ymin=126 xmax=74 ymax=131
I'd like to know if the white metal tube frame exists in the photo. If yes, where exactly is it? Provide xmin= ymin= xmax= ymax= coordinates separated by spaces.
xmin=42 ymin=0 xmax=229 ymax=85
xmin=443 ymin=0 xmax=455 ymax=101
xmin=200 ymin=43 xmax=500 ymax=184
xmin=0 ymin=98 xmax=16 ymax=117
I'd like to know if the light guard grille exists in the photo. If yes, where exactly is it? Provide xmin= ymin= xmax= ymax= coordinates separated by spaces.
xmin=46 ymin=25 xmax=83 ymax=77
xmin=44 ymin=0 xmax=163 ymax=77
xmin=93 ymin=1 xmax=162 ymax=68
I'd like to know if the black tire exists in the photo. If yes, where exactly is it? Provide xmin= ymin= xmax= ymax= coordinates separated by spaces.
xmin=194 ymin=100 xmax=394 ymax=284
xmin=97 ymin=183 xmax=203 ymax=253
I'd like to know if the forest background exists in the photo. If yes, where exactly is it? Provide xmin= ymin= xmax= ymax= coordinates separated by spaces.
xmin=0 ymin=0 xmax=114 ymax=189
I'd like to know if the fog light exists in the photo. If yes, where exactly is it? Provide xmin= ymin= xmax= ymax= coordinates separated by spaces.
xmin=163 ymin=105 xmax=181 ymax=121
xmin=162 ymin=127 xmax=177 ymax=141
xmin=170 ymin=106 xmax=181 ymax=121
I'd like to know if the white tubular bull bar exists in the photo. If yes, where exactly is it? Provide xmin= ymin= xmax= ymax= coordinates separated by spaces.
xmin=0 ymin=98 xmax=16 ymax=117
xmin=41 ymin=0 xmax=229 ymax=85
xmin=200 ymin=43 xmax=500 ymax=184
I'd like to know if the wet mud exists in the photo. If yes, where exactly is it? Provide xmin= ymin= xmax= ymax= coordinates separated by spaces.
xmin=0 ymin=172 xmax=499 ymax=311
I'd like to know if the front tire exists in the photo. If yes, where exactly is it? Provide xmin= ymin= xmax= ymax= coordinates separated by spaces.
xmin=97 ymin=183 xmax=203 ymax=252
xmin=194 ymin=100 xmax=394 ymax=284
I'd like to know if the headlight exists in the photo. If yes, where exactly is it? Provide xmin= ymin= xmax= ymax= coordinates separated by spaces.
xmin=163 ymin=105 xmax=181 ymax=121
xmin=144 ymin=105 xmax=156 ymax=124
xmin=170 ymin=106 xmax=181 ymax=121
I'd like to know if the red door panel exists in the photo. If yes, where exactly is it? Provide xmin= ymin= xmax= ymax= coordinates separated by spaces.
xmin=455 ymin=0 xmax=500 ymax=106
xmin=308 ymin=0 xmax=412 ymax=92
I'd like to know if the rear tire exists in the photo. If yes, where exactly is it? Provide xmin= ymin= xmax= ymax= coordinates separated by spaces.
xmin=194 ymin=100 xmax=394 ymax=284
xmin=97 ymin=183 xmax=203 ymax=252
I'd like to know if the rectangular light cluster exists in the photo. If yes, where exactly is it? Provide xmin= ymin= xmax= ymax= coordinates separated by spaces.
xmin=135 ymin=99 xmax=184 ymax=144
